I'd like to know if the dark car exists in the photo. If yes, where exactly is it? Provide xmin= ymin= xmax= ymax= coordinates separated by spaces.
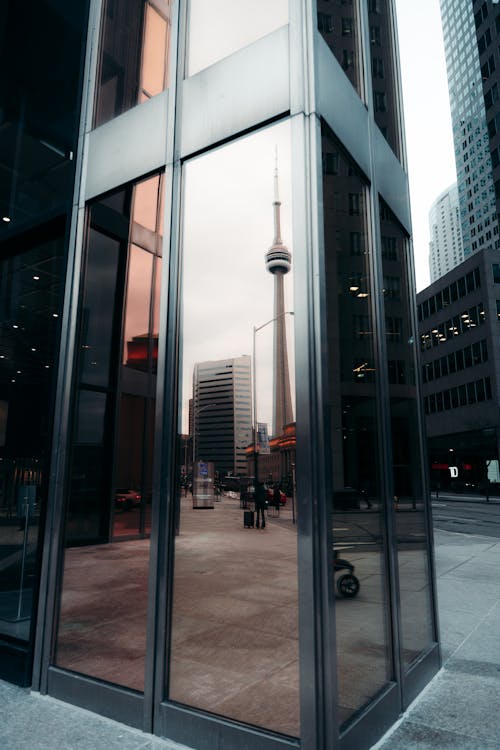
xmin=115 ymin=488 xmax=141 ymax=511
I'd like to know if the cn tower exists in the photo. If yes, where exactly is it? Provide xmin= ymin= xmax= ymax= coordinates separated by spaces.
xmin=265 ymin=155 xmax=293 ymax=437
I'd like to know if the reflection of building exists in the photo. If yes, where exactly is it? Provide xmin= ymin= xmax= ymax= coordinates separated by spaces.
xmin=193 ymin=356 xmax=252 ymax=476
xmin=247 ymin=422 xmax=296 ymax=486
xmin=265 ymin=163 xmax=293 ymax=437
xmin=429 ymin=184 xmax=463 ymax=282
xmin=418 ymin=248 xmax=500 ymax=490
xmin=440 ymin=0 xmax=499 ymax=259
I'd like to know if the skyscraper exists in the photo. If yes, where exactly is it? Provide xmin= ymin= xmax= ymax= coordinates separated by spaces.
xmin=428 ymin=183 xmax=463 ymax=282
xmin=440 ymin=0 xmax=499 ymax=258
xmin=265 ymin=160 xmax=293 ymax=437
xmin=192 ymin=355 xmax=252 ymax=477
xmin=473 ymin=0 xmax=500 ymax=218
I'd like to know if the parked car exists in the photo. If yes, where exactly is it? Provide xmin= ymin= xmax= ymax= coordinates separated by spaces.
xmin=114 ymin=488 xmax=141 ymax=511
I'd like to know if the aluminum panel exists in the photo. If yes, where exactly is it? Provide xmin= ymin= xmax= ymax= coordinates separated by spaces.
xmin=85 ymin=91 xmax=169 ymax=200
xmin=316 ymin=35 xmax=371 ymax=180
xmin=180 ymin=27 xmax=290 ymax=158
xmin=372 ymin=126 xmax=411 ymax=233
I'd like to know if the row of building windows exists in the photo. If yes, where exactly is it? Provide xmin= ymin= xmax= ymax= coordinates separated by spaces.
xmin=423 ymin=376 xmax=492 ymax=415
xmin=418 ymin=267 xmax=481 ymax=321
xmin=420 ymin=302 xmax=485 ymax=350
xmin=422 ymin=338 xmax=488 ymax=383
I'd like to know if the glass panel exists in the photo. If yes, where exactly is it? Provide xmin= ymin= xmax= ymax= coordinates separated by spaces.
xmin=55 ymin=174 xmax=165 ymax=690
xmin=321 ymin=126 xmax=391 ymax=726
xmin=0 ymin=235 xmax=65 ymax=642
xmin=0 ymin=3 xmax=88 ymax=231
xmin=380 ymin=199 xmax=434 ymax=667
xmin=94 ymin=0 xmax=172 ymax=127
xmin=168 ymin=122 xmax=299 ymax=737
xmin=369 ymin=0 xmax=401 ymax=158
xmin=317 ymin=1 xmax=364 ymax=97
xmin=186 ymin=0 xmax=288 ymax=77
xmin=79 ymin=229 xmax=121 ymax=387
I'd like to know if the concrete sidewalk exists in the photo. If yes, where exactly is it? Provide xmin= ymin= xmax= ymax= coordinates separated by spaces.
xmin=1 ymin=528 xmax=500 ymax=749
xmin=375 ymin=528 xmax=500 ymax=749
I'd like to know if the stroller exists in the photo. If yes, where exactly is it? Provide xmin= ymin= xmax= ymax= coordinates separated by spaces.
xmin=333 ymin=551 xmax=360 ymax=598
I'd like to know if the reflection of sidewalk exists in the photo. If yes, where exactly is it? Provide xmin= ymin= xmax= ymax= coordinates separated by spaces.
xmin=374 ymin=529 xmax=500 ymax=748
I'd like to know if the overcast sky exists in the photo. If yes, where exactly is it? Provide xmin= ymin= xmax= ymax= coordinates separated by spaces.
xmin=395 ymin=0 xmax=457 ymax=291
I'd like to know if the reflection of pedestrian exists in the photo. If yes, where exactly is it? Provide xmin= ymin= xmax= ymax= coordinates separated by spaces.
xmin=273 ymin=485 xmax=281 ymax=512
xmin=254 ymin=481 xmax=266 ymax=529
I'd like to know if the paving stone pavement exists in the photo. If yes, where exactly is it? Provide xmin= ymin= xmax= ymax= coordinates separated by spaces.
xmin=1 ymin=528 xmax=499 ymax=749
xmin=374 ymin=529 xmax=500 ymax=749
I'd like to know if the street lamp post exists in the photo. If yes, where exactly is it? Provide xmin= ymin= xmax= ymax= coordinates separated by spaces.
xmin=252 ymin=310 xmax=294 ymax=484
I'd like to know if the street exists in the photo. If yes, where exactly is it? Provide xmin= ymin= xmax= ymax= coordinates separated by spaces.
xmin=432 ymin=493 xmax=500 ymax=537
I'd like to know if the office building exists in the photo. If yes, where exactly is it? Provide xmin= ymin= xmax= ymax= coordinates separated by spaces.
xmin=0 ymin=2 xmax=438 ymax=749
xmin=192 ymin=356 xmax=252 ymax=477
xmin=439 ymin=0 xmax=500 ymax=259
xmin=417 ymin=248 xmax=500 ymax=488
xmin=429 ymin=183 xmax=464 ymax=282
xmin=473 ymin=0 xmax=500 ymax=217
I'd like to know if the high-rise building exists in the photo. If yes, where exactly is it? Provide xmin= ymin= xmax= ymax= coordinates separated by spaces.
xmin=265 ymin=162 xmax=293 ymax=437
xmin=192 ymin=356 xmax=252 ymax=477
xmin=417 ymin=247 xmax=500 ymax=489
xmin=0 ymin=2 xmax=438 ymax=749
xmin=440 ymin=0 xmax=500 ymax=259
xmin=473 ymin=0 xmax=500 ymax=217
xmin=428 ymin=183 xmax=463 ymax=282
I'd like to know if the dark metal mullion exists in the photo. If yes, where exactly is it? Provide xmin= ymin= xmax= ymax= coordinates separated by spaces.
xmin=402 ymin=235 xmax=442 ymax=675
xmin=144 ymin=0 xmax=182 ymax=734
xmin=358 ymin=0 xmax=405 ymax=713
xmin=32 ymin=0 xmax=104 ymax=692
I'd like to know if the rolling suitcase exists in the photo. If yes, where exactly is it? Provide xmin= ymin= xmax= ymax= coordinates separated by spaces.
xmin=243 ymin=510 xmax=254 ymax=528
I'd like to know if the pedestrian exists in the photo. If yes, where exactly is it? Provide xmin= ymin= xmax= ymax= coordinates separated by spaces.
xmin=254 ymin=481 xmax=267 ymax=529
xmin=273 ymin=484 xmax=281 ymax=512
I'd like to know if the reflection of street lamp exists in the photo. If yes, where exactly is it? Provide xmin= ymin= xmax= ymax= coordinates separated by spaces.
xmin=193 ymin=402 xmax=217 ymax=465
xmin=252 ymin=311 xmax=294 ymax=481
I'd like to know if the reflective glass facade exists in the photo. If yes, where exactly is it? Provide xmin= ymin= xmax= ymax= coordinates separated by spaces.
xmin=0 ymin=2 xmax=439 ymax=748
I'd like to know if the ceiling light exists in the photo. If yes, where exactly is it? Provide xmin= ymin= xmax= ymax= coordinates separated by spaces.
xmin=31 ymin=347 xmax=36 ymax=352
xmin=12 ymin=324 xmax=18 ymax=329
xmin=33 ymin=275 xmax=40 ymax=281
xmin=44 ymin=365 xmax=50 ymax=369
xmin=2 ymin=216 xmax=10 ymax=223
xmin=357 ymin=292 xmax=369 ymax=298
xmin=52 ymin=313 xmax=58 ymax=318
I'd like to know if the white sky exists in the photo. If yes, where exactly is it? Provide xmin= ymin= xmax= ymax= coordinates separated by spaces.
xmin=181 ymin=121 xmax=294 ymax=434
xmin=395 ymin=0 xmax=457 ymax=291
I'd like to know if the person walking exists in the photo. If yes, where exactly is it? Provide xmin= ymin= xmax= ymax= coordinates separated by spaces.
xmin=254 ymin=481 xmax=267 ymax=529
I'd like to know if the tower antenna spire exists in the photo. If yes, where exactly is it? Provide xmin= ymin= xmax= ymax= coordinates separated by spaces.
xmin=273 ymin=145 xmax=282 ymax=244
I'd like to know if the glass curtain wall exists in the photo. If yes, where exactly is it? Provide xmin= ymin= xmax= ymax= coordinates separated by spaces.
xmin=380 ymin=200 xmax=435 ymax=667
xmin=322 ymin=127 xmax=392 ymax=727
xmin=317 ymin=0 xmax=364 ymax=97
xmin=54 ymin=174 xmax=164 ymax=691
xmin=368 ymin=0 xmax=401 ymax=158
xmin=186 ymin=0 xmax=288 ymax=76
xmin=94 ymin=0 xmax=172 ymax=127
xmin=0 ymin=231 xmax=65 ymax=646
xmin=167 ymin=122 xmax=300 ymax=738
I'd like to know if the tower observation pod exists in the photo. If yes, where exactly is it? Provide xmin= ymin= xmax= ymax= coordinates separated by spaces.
xmin=266 ymin=154 xmax=293 ymax=437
